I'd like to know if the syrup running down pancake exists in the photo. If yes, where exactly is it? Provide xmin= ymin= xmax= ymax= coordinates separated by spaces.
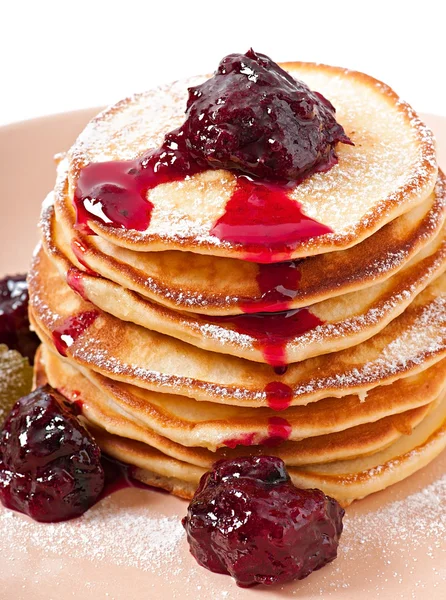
xmin=42 ymin=191 xmax=446 ymax=365
xmin=62 ymin=62 xmax=437 ymax=261
xmin=27 ymin=51 xmax=446 ymax=506
xmin=51 ymin=164 xmax=446 ymax=314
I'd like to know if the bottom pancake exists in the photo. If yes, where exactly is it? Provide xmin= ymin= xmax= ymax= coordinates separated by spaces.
xmin=42 ymin=344 xmax=446 ymax=452
xmin=38 ymin=343 xmax=433 ymax=467
xmin=35 ymin=346 xmax=446 ymax=505
xmin=91 ymin=394 xmax=446 ymax=506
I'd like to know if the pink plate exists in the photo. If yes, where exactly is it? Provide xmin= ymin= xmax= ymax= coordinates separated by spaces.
xmin=0 ymin=110 xmax=445 ymax=600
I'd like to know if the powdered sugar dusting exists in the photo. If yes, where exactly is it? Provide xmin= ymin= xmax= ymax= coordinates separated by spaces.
xmin=51 ymin=159 xmax=445 ymax=314
xmin=0 ymin=494 xmax=184 ymax=574
xmin=321 ymin=472 xmax=446 ymax=597
xmin=192 ymin=241 xmax=446 ymax=360
xmin=1 ymin=471 xmax=444 ymax=598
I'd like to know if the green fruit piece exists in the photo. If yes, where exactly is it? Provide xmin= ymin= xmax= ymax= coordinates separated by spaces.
xmin=0 ymin=344 xmax=33 ymax=427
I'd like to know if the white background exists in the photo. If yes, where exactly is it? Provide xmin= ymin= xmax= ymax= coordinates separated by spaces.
xmin=1 ymin=0 xmax=445 ymax=125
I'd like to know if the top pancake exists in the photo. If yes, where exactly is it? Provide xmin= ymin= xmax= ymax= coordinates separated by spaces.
xmin=52 ymin=167 xmax=446 ymax=315
xmin=65 ymin=62 xmax=437 ymax=260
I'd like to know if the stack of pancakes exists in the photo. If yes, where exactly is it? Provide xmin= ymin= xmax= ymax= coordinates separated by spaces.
xmin=29 ymin=63 xmax=446 ymax=505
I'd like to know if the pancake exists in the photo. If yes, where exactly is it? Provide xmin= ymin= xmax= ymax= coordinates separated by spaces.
xmin=62 ymin=62 xmax=437 ymax=261
xmin=35 ymin=345 xmax=434 ymax=471
xmin=42 ymin=202 xmax=446 ymax=364
xmin=40 ymin=343 xmax=446 ymax=454
xmin=27 ymin=58 xmax=446 ymax=509
xmin=52 ymin=166 xmax=446 ymax=314
xmin=29 ymin=247 xmax=446 ymax=406
xmin=79 ymin=391 xmax=446 ymax=506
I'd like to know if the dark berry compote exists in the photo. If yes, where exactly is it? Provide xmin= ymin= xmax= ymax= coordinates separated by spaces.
xmin=182 ymin=456 xmax=344 ymax=587
xmin=0 ymin=385 xmax=104 ymax=522
xmin=0 ymin=274 xmax=39 ymax=363
xmin=74 ymin=49 xmax=352 ymax=258
xmin=183 ymin=49 xmax=352 ymax=182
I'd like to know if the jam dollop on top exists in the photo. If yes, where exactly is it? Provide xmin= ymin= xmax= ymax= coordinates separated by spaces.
xmin=74 ymin=50 xmax=351 ymax=241
xmin=183 ymin=49 xmax=352 ymax=182
xmin=182 ymin=456 xmax=344 ymax=587
xmin=0 ymin=385 xmax=104 ymax=522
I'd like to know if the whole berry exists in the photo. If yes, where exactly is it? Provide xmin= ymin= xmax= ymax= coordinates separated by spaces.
xmin=182 ymin=456 xmax=344 ymax=587
xmin=0 ymin=385 xmax=104 ymax=522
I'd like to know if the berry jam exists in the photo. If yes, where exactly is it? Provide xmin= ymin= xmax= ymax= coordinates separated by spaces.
xmin=66 ymin=267 xmax=88 ymax=301
xmin=71 ymin=238 xmax=97 ymax=276
xmin=210 ymin=178 xmax=332 ymax=262
xmin=182 ymin=456 xmax=344 ymax=587
xmin=52 ymin=310 xmax=99 ymax=357
xmin=0 ymin=274 xmax=40 ymax=364
xmin=209 ymin=308 xmax=323 ymax=367
xmin=184 ymin=49 xmax=352 ymax=182
xmin=74 ymin=49 xmax=351 ymax=259
xmin=0 ymin=386 xmax=104 ymax=522
xmin=242 ymin=260 xmax=302 ymax=313
xmin=223 ymin=416 xmax=292 ymax=449
xmin=265 ymin=382 xmax=293 ymax=411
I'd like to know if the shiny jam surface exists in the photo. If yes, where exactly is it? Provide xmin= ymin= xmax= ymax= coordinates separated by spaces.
xmin=242 ymin=260 xmax=302 ymax=313
xmin=73 ymin=49 xmax=351 ymax=259
xmin=182 ymin=456 xmax=345 ymax=587
xmin=0 ymin=386 xmax=104 ymax=522
xmin=209 ymin=308 xmax=323 ymax=367
xmin=210 ymin=178 xmax=332 ymax=262
xmin=52 ymin=311 xmax=99 ymax=357
xmin=0 ymin=385 xmax=155 ymax=523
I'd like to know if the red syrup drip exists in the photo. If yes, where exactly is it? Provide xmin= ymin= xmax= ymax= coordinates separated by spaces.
xmin=210 ymin=178 xmax=333 ymax=263
xmin=242 ymin=260 xmax=302 ymax=314
xmin=263 ymin=417 xmax=292 ymax=446
xmin=52 ymin=310 xmax=99 ymax=356
xmin=265 ymin=381 xmax=293 ymax=411
xmin=222 ymin=433 xmax=257 ymax=450
xmin=73 ymin=143 xmax=203 ymax=234
xmin=72 ymin=51 xmax=347 ymax=251
xmin=209 ymin=308 xmax=324 ymax=368
xmin=222 ymin=417 xmax=292 ymax=449
xmin=66 ymin=267 xmax=88 ymax=301
xmin=73 ymin=158 xmax=331 ymax=258
xmin=273 ymin=365 xmax=288 ymax=376
xmin=71 ymin=399 xmax=84 ymax=415
xmin=56 ymin=388 xmax=84 ymax=415
xmin=71 ymin=239 xmax=97 ymax=276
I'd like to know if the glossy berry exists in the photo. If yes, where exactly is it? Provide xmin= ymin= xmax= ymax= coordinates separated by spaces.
xmin=182 ymin=456 xmax=344 ymax=587
xmin=0 ymin=385 xmax=104 ymax=522
xmin=0 ymin=274 xmax=40 ymax=363
xmin=182 ymin=48 xmax=352 ymax=182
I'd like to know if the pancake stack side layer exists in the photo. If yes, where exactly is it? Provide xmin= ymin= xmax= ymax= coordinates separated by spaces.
xmin=28 ymin=62 xmax=446 ymax=506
